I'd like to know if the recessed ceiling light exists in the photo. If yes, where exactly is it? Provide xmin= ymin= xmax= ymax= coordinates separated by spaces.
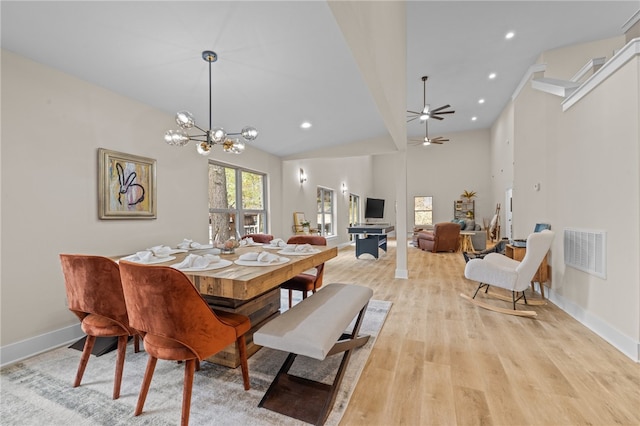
xmin=505 ymin=31 xmax=515 ymax=40
xmin=471 ymin=116 xmax=478 ymax=121
xmin=300 ymin=121 xmax=312 ymax=129
xmin=478 ymin=99 xmax=485 ymax=104
xmin=488 ymin=73 xmax=496 ymax=80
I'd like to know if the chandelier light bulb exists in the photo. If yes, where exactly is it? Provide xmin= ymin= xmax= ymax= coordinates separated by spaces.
xmin=165 ymin=129 xmax=190 ymax=146
xmin=241 ymin=126 xmax=258 ymax=141
xmin=196 ymin=141 xmax=212 ymax=156
xmin=175 ymin=111 xmax=195 ymax=129
xmin=232 ymin=140 xmax=246 ymax=154
xmin=210 ymin=127 xmax=226 ymax=144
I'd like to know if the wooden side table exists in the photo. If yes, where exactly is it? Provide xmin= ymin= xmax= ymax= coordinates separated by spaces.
xmin=459 ymin=231 xmax=476 ymax=253
xmin=505 ymin=244 xmax=549 ymax=298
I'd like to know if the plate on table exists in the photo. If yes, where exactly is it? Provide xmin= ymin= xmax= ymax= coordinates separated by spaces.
xmin=119 ymin=255 xmax=176 ymax=265
xmin=234 ymin=257 xmax=290 ymax=267
xmin=240 ymin=242 xmax=264 ymax=247
xmin=263 ymin=244 xmax=285 ymax=250
xmin=172 ymin=259 xmax=232 ymax=272
xmin=184 ymin=244 xmax=214 ymax=250
xmin=277 ymin=249 xmax=320 ymax=256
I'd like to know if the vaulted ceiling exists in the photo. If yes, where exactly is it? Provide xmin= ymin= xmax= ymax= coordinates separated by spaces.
xmin=2 ymin=1 xmax=637 ymax=157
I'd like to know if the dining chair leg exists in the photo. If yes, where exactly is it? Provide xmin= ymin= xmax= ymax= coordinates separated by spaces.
xmin=288 ymin=289 xmax=293 ymax=308
xmin=133 ymin=335 xmax=140 ymax=353
xmin=135 ymin=356 xmax=157 ymax=416
xmin=113 ymin=335 xmax=128 ymax=399
xmin=74 ymin=335 xmax=96 ymax=387
xmin=237 ymin=336 xmax=250 ymax=390
xmin=181 ymin=359 xmax=196 ymax=426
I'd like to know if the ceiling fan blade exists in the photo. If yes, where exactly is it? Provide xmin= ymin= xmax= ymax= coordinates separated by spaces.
xmin=431 ymin=141 xmax=444 ymax=144
xmin=430 ymin=115 xmax=444 ymax=120
xmin=432 ymin=110 xmax=455 ymax=115
xmin=429 ymin=104 xmax=451 ymax=113
xmin=407 ymin=116 xmax=421 ymax=123
xmin=407 ymin=110 xmax=422 ymax=115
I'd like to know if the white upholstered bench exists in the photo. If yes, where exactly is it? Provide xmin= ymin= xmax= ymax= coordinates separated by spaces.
xmin=254 ymin=283 xmax=373 ymax=425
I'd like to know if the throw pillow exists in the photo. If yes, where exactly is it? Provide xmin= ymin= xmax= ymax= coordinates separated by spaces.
xmin=464 ymin=219 xmax=475 ymax=230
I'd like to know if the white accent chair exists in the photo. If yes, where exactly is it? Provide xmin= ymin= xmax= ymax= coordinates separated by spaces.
xmin=462 ymin=230 xmax=554 ymax=317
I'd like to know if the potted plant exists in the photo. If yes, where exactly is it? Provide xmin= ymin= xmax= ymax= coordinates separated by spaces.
xmin=461 ymin=190 xmax=477 ymax=201
xmin=301 ymin=220 xmax=311 ymax=234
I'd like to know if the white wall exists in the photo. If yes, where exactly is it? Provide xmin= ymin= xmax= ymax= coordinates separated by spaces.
xmin=281 ymin=156 xmax=373 ymax=244
xmin=402 ymin=129 xmax=492 ymax=228
xmin=493 ymin=36 xmax=640 ymax=359
xmin=0 ymin=50 xmax=283 ymax=353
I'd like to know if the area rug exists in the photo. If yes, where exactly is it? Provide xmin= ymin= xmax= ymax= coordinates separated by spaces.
xmin=1 ymin=297 xmax=391 ymax=425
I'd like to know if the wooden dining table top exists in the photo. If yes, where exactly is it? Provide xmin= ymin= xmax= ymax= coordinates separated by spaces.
xmin=116 ymin=244 xmax=338 ymax=301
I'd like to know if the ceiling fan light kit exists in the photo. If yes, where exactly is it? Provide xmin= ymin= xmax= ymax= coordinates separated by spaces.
xmin=408 ymin=76 xmax=453 ymax=147
xmin=164 ymin=50 xmax=258 ymax=156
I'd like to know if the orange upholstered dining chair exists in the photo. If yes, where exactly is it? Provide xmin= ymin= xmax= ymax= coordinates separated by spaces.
xmin=59 ymin=254 xmax=140 ymax=400
xmin=241 ymin=233 xmax=274 ymax=244
xmin=281 ymin=235 xmax=327 ymax=308
xmin=118 ymin=260 xmax=251 ymax=426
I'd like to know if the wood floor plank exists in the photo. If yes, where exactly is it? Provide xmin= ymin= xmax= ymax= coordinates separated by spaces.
xmin=321 ymin=239 xmax=640 ymax=425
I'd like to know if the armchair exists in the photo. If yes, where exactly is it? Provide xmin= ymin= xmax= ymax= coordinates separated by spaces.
xmin=462 ymin=230 xmax=554 ymax=317
xmin=417 ymin=222 xmax=461 ymax=252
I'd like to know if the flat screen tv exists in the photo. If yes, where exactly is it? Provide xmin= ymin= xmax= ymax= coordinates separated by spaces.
xmin=365 ymin=198 xmax=385 ymax=219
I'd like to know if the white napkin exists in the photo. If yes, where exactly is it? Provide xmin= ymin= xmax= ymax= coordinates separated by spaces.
xmin=258 ymin=252 xmax=281 ymax=263
xmin=172 ymin=254 xmax=220 ymax=270
xmin=121 ymin=251 xmax=158 ymax=264
xmin=177 ymin=239 xmax=193 ymax=249
xmin=239 ymin=237 xmax=255 ymax=246
xmin=295 ymin=243 xmax=314 ymax=253
xmin=269 ymin=238 xmax=286 ymax=247
xmin=177 ymin=239 xmax=211 ymax=249
xmin=238 ymin=252 xmax=259 ymax=261
xmin=147 ymin=245 xmax=173 ymax=257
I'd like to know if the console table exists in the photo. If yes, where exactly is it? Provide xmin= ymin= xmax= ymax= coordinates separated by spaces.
xmin=505 ymin=244 xmax=549 ymax=298
xmin=347 ymin=224 xmax=394 ymax=259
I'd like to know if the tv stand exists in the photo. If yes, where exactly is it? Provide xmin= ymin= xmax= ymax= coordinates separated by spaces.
xmin=347 ymin=225 xmax=394 ymax=259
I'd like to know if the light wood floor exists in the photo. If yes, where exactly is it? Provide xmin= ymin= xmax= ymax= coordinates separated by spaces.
xmin=324 ymin=239 xmax=640 ymax=426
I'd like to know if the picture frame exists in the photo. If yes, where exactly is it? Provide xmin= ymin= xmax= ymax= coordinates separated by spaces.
xmin=98 ymin=148 xmax=157 ymax=219
xmin=293 ymin=212 xmax=306 ymax=233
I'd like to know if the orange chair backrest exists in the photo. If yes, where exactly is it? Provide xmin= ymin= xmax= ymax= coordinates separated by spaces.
xmin=243 ymin=234 xmax=274 ymax=244
xmin=118 ymin=261 xmax=237 ymax=358
xmin=287 ymin=235 xmax=327 ymax=246
xmin=59 ymin=254 xmax=131 ymax=332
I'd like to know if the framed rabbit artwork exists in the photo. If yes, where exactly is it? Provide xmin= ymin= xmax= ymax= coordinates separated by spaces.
xmin=98 ymin=148 xmax=157 ymax=219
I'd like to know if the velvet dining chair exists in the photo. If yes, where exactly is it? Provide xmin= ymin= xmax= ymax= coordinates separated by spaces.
xmin=118 ymin=260 xmax=251 ymax=426
xmin=241 ymin=233 xmax=274 ymax=244
xmin=59 ymin=254 xmax=140 ymax=400
xmin=281 ymin=235 xmax=327 ymax=308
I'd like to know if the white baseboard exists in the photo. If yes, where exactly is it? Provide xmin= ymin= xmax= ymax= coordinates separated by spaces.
xmin=547 ymin=288 xmax=640 ymax=362
xmin=1 ymin=323 xmax=83 ymax=368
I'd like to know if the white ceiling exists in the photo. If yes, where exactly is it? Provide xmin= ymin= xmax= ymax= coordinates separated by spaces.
xmin=2 ymin=1 xmax=638 ymax=158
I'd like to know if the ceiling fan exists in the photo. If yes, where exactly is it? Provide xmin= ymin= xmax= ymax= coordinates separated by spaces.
xmin=408 ymin=119 xmax=450 ymax=146
xmin=407 ymin=76 xmax=455 ymax=123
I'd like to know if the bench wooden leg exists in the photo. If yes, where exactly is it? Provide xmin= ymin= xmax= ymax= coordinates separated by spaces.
xmin=258 ymin=303 xmax=370 ymax=425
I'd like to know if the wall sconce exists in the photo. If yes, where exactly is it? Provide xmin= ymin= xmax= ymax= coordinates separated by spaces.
xmin=341 ymin=182 xmax=348 ymax=194
xmin=299 ymin=168 xmax=307 ymax=184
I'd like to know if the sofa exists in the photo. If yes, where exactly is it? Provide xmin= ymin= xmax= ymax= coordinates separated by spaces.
xmin=416 ymin=222 xmax=461 ymax=253
xmin=452 ymin=218 xmax=487 ymax=251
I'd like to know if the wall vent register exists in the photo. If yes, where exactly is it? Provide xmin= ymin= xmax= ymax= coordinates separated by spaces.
xmin=563 ymin=228 xmax=606 ymax=279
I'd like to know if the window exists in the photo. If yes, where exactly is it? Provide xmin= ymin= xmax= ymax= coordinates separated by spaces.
xmin=209 ymin=162 xmax=267 ymax=243
xmin=414 ymin=196 xmax=433 ymax=226
xmin=348 ymin=193 xmax=360 ymax=241
xmin=316 ymin=187 xmax=335 ymax=237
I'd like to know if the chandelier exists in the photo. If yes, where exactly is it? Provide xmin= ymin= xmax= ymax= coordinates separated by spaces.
xmin=164 ymin=50 xmax=258 ymax=156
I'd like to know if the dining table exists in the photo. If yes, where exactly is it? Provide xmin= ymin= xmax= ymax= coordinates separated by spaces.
xmin=116 ymin=243 xmax=338 ymax=368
